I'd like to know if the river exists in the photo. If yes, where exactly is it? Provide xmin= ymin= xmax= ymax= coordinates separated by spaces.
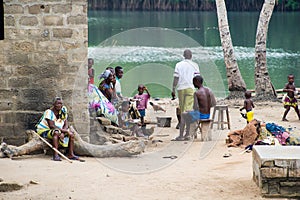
xmin=88 ymin=11 xmax=300 ymax=98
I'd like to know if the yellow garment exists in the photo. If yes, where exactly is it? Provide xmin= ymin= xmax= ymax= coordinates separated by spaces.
xmin=178 ymin=88 xmax=194 ymax=113
xmin=246 ymin=110 xmax=254 ymax=123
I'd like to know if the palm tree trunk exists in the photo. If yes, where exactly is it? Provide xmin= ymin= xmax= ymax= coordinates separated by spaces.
xmin=215 ymin=0 xmax=246 ymax=98
xmin=254 ymin=0 xmax=277 ymax=100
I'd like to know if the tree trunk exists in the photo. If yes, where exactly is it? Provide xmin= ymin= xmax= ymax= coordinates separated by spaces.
xmin=0 ymin=127 xmax=145 ymax=159
xmin=254 ymin=0 xmax=277 ymax=100
xmin=215 ymin=0 xmax=247 ymax=99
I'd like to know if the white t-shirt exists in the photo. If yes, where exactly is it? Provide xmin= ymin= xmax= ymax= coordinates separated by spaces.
xmin=115 ymin=78 xmax=122 ymax=95
xmin=174 ymin=59 xmax=200 ymax=90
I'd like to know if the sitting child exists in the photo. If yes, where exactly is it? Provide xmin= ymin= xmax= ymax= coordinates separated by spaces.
xmin=118 ymin=101 xmax=144 ymax=137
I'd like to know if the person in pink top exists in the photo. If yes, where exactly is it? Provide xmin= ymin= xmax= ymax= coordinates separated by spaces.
xmin=133 ymin=84 xmax=151 ymax=127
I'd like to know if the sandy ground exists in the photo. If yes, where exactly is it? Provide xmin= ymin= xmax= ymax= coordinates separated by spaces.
xmin=1 ymin=98 xmax=298 ymax=200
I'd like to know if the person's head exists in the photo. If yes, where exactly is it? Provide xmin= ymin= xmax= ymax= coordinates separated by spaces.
xmin=53 ymin=97 xmax=63 ymax=111
xmin=288 ymin=74 xmax=294 ymax=84
xmin=121 ymin=101 xmax=130 ymax=112
xmin=88 ymin=58 xmax=94 ymax=69
xmin=115 ymin=66 xmax=123 ymax=79
xmin=245 ymin=91 xmax=252 ymax=99
xmin=138 ymin=84 xmax=145 ymax=94
xmin=183 ymin=49 xmax=192 ymax=60
xmin=193 ymin=75 xmax=203 ymax=89
xmin=106 ymin=66 xmax=115 ymax=74
xmin=106 ymin=67 xmax=116 ymax=81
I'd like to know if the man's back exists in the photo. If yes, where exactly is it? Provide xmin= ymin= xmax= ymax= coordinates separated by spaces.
xmin=174 ymin=59 xmax=200 ymax=90
xmin=194 ymin=86 xmax=211 ymax=114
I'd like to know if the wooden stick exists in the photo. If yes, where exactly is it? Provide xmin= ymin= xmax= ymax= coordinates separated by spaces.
xmin=34 ymin=132 xmax=72 ymax=163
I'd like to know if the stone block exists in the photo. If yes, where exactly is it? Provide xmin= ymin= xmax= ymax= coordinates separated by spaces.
xmin=104 ymin=125 xmax=119 ymax=134
xmin=15 ymin=66 xmax=39 ymax=76
xmin=14 ymin=41 xmax=35 ymax=52
xmin=62 ymin=42 xmax=80 ymax=50
xmin=52 ymin=4 xmax=72 ymax=13
xmin=28 ymin=4 xmax=50 ymax=14
xmin=261 ymin=167 xmax=288 ymax=178
xmin=0 ymin=101 xmax=13 ymax=111
xmin=43 ymin=16 xmax=63 ymax=26
xmin=4 ymin=4 xmax=24 ymax=14
xmin=8 ymin=53 xmax=29 ymax=65
xmin=5 ymin=16 xmax=15 ymax=26
xmin=289 ymin=168 xmax=300 ymax=177
xmin=280 ymin=185 xmax=300 ymax=197
xmin=19 ymin=16 xmax=39 ymax=26
xmin=262 ymin=160 xmax=274 ymax=167
xmin=53 ymin=28 xmax=73 ymax=38
xmin=253 ymin=146 xmax=300 ymax=198
xmin=67 ymin=15 xmax=87 ymax=25
xmin=268 ymin=181 xmax=280 ymax=194
xmin=275 ymin=159 xmax=299 ymax=168
xmin=8 ymin=77 xmax=31 ymax=88
xmin=96 ymin=117 xmax=111 ymax=125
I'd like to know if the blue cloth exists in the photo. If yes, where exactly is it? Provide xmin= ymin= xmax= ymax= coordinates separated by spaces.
xmin=138 ymin=109 xmax=146 ymax=117
xmin=188 ymin=110 xmax=210 ymax=122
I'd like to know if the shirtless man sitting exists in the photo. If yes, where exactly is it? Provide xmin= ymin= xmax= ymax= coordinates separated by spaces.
xmin=174 ymin=75 xmax=213 ymax=141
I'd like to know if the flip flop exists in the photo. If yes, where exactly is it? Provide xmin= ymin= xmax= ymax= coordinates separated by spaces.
xmin=53 ymin=155 xmax=62 ymax=161
xmin=171 ymin=136 xmax=185 ymax=141
xmin=68 ymin=155 xmax=85 ymax=162
xmin=184 ymin=136 xmax=192 ymax=141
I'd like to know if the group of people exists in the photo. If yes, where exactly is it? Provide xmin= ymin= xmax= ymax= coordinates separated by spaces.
xmin=88 ymin=58 xmax=152 ymax=137
xmin=36 ymin=49 xmax=300 ymax=162
xmin=171 ymin=49 xmax=216 ymax=141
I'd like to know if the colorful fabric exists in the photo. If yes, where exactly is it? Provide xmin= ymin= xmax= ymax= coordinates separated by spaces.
xmin=36 ymin=106 xmax=69 ymax=147
xmin=36 ymin=106 xmax=67 ymax=135
xmin=178 ymin=88 xmax=194 ymax=113
xmin=173 ymin=59 xmax=200 ymax=90
xmin=88 ymin=84 xmax=118 ymax=125
xmin=188 ymin=110 xmax=210 ymax=123
xmin=283 ymin=94 xmax=298 ymax=108
xmin=246 ymin=110 xmax=254 ymax=122
xmin=134 ymin=93 xmax=150 ymax=110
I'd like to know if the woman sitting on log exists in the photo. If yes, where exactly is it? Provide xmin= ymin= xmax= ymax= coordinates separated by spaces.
xmin=36 ymin=97 xmax=80 ymax=161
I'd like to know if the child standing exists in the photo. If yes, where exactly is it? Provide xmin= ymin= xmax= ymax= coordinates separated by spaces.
xmin=282 ymin=74 xmax=300 ymax=121
xmin=240 ymin=91 xmax=255 ymax=123
xmin=88 ymin=58 xmax=95 ymax=85
xmin=133 ymin=84 xmax=151 ymax=127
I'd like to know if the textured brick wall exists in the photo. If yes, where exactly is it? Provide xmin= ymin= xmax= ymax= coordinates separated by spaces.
xmin=0 ymin=0 xmax=89 ymax=145
xmin=252 ymin=146 xmax=300 ymax=198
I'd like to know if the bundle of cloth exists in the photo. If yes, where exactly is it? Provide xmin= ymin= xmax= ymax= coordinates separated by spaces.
xmin=88 ymin=84 xmax=119 ymax=126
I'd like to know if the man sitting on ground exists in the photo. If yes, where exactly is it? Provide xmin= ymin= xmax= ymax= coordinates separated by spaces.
xmin=36 ymin=97 xmax=79 ymax=161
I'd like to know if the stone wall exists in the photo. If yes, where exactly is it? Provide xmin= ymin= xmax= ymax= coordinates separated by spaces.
xmin=252 ymin=146 xmax=300 ymax=198
xmin=0 ymin=0 xmax=89 ymax=145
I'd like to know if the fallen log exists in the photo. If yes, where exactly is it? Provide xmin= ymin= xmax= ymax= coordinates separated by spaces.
xmin=0 ymin=127 xmax=146 ymax=159
xmin=0 ymin=130 xmax=44 ymax=158
xmin=71 ymin=126 xmax=145 ymax=157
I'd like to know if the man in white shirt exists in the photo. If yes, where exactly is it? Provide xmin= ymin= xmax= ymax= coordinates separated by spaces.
xmin=115 ymin=66 xmax=124 ymax=100
xmin=171 ymin=49 xmax=200 ymax=140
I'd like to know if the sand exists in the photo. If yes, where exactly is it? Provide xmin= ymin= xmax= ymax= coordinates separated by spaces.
xmin=1 ymin=98 xmax=297 ymax=200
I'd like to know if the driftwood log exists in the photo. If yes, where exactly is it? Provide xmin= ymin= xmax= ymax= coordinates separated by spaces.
xmin=0 ymin=126 xmax=146 ymax=158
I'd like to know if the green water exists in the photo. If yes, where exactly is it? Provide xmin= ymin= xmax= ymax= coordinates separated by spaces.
xmin=88 ymin=11 xmax=300 ymax=98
